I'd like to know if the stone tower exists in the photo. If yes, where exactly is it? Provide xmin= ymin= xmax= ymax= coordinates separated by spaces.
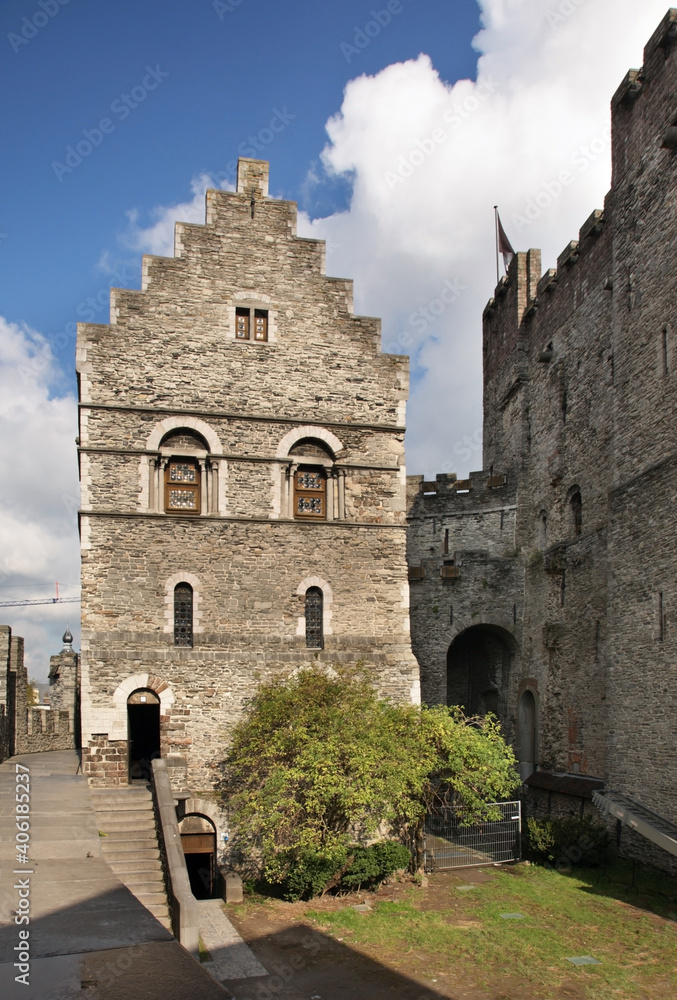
xmin=76 ymin=158 xmax=419 ymax=788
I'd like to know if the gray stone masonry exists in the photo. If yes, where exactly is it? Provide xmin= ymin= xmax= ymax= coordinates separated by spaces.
xmin=407 ymin=10 xmax=677 ymax=867
xmin=77 ymin=157 xmax=419 ymax=795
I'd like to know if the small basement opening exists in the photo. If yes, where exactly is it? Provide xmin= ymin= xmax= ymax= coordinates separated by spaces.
xmin=179 ymin=814 xmax=218 ymax=899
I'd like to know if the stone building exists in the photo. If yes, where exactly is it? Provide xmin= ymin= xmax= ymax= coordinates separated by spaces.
xmin=76 ymin=158 xmax=419 ymax=794
xmin=0 ymin=626 xmax=79 ymax=761
xmin=407 ymin=10 xmax=677 ymax=866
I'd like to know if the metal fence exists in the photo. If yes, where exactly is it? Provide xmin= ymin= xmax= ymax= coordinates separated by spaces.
xmin=424 ymin=800 xmax=521 ymax=870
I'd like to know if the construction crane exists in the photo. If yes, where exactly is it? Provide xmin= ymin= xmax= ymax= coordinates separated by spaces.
xmin=0 ymin=597 xmax=80 ymax=608
xmin=0 ymin=582 xmax=80 ymax=609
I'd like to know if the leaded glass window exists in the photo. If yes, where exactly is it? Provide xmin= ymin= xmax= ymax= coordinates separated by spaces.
xmin=236 ymin=308 xmax=250 ymax=339
xmin=235 ymin=307 xmax=268 ymax=341
xmin=165 ymin=461 xmax=200 ymax=513
xmin=305 ymin=587 xmax=323 ymax=648
xmin=294 ymin=466 xmax=326 ymax=519
xmin=174 ymin=583 xmax=193 ymax=647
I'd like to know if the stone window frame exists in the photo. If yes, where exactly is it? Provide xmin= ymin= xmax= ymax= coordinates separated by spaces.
xmin=164 ymin=572 xmax=203 ymax=637
xmin=275 ymin=426 xmax=345 ymax=521
xmin=228 ymin=295 xmax=277 ymax=344
xmin=142 ymin=417 xmax=226 ymax=516
xmin=296 ymin=575 xmax=333 ymax=640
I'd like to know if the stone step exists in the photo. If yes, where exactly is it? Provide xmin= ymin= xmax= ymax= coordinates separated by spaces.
xmin=105 ymin=858 xmax=164 ymax=875
xmin=90 ymin=795 xmax=154 ymax=810
xmin=134 ymin=892 xmax=167 ymax=909
xmin=101 ymin=848 xmax=161 ymax=863
xmin=95 ymin=814 xmax=157 ymax=832
xmin=99 ymin=833 xmax=159 ymax=847
xmin=122 ymin=877 xmax=166 ymax=894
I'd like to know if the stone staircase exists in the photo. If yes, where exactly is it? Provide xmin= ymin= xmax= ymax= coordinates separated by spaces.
xmin=90 ymin=785 xmax=172 ymax=931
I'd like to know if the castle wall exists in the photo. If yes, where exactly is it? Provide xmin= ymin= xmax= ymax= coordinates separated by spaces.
xmin=77 ymin=158 xmax=419 ymax=790
xmin=410 ymin=11 xmax=677 ymax=862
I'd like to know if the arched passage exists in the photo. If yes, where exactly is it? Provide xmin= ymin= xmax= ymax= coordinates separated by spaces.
xmin=446 ymin=625 xmax=514 ymax=720
xmin=127 ymin=689 xmax=161 ymax=781
xmin=179 ymin=814 xmax=217 ymax=899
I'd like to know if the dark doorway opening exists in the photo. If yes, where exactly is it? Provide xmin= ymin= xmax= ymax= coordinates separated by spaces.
xmin=127 ymin=689 xmax=161 ymax=782
xmin=446 ymin=626 xmax=513 ymax=719
xmin=180 ymin=814 xmax=218 ymax=899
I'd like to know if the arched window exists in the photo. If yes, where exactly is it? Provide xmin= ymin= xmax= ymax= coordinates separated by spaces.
xmin=161 ymin=429 xmax=209 ymax=514
xmin=174 ymin=584 xmax=193 ymax=647
xmin=305 ymin=587 xmax=324 ymax=648
xmin=569 ymin=489 xmax=582 ymax=537
xmin=290 ymin=438 xmax=333 ymax=520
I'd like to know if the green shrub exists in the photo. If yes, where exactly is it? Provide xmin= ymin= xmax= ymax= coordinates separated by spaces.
xmin=341 ymin=841 xmax=411 ymax=891
xmin=278 ymin=847 xmax=348 ymax=902
xmin=526 ymin=814 xmax=609 ymax=867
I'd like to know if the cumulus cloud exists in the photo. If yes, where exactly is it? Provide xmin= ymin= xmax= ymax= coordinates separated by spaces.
xmin=0 ymin=318 xmax=79 ymax=680
xmin=124 ymin=173 xmax=233 ymax=258
xmin=124 ymin=0 xmax=667 ymax=481
xmin=297 ymin=0 xmax=668 ymax=476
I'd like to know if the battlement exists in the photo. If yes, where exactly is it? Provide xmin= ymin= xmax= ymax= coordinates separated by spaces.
xmin=407 ymin=468 xmax=515 ymax=516
xmin=483 ymin=9 xmax=677 ymax=366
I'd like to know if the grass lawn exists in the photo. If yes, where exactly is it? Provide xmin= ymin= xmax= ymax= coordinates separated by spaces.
xmin=229 ymin=860 xmax=677 ymax=999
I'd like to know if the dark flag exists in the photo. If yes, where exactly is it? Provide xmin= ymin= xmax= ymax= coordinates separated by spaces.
xmin=496 ymin=210 xmax=515 ymax=272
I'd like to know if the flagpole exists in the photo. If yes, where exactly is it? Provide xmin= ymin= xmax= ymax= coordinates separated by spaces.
xmin=493 ymin=205 xmax=499 ymax=286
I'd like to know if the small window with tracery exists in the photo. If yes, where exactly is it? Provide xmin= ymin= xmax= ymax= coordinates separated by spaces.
xmin=174 ymin=583 xmax=193 ymax=647
xmin=236 ymin=308 xmax=250 ymax=340
xmin=165 ymin=461 xmax=200 ymax=513
xmin=294 ymin=467 xmax=326 ymax=519
xmin=305 ymin=587 xmax=324 ymax=648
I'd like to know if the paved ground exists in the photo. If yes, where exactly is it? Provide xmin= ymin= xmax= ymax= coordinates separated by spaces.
xmin=199 ymin=898 xmax=268 ymax=984
xmin=0 ymin=750 xmax=230 ymax=999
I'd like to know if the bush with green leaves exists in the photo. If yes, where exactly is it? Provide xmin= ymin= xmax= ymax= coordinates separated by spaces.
xmin=526 ymin=814 xmax=609 ymax=867
xmin=341 ymin=841 xmax=412 ymax=891
xmin=220 ymin=665 xmax=519 ymax=894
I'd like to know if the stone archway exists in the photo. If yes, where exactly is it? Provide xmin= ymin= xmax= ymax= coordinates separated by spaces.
xmin=179 ymin=813 xmax=217 ymax=899
xmin=446 ymin=625 xmax=514 ymax=721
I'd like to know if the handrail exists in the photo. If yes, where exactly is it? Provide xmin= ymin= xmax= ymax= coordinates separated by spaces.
xmin=151 ymin=758 xmax=199 ymax=955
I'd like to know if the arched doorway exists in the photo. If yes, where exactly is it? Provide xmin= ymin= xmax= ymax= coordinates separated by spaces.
xmin=127 ymin=689 xmax=161 ymax=782
xmin=517 ymin=690 xmax=537 ymax=781
xmin=179 ymin=814 xmax=217 ymax=898
xmin=446 ymin=626 xmax=513 ymax=720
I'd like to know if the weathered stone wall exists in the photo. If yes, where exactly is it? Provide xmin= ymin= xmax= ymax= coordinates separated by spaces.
xmin=406 ymin=470 xmax=522 ymax=729
xmin=409 ymin=11 xmax=677 ymax=869
xmin=77 ymin=158 xmax=419 ymax=791
xmin=0 ymin=626 xmax=79 ymax=761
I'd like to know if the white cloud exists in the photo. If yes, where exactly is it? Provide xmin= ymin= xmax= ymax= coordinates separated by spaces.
xmin=123 ymin=0 xmax=667 ymax=482
xmin=0 ymin=318 xmax=79 ymax=681
xmin=124 ymin=173 xmax=233 ymax=258
xmin=296 ymin=0 xmax=668 ymax=477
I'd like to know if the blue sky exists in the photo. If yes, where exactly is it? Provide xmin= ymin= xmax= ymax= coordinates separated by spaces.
xmin=1 ymin=0 xmax=480 ymax=379
xmin=0 ymin=0 xmax=669 ymax=676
